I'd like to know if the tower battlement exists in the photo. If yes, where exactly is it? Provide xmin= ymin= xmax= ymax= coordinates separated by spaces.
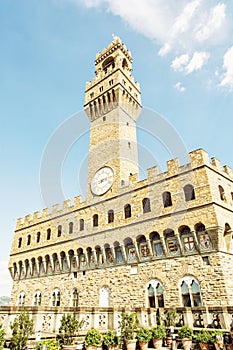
xmin=15 ymin=148 xmax=233 ymax=230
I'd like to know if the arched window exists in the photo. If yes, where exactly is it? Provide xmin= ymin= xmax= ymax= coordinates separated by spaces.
xmin=80 ymin=219 xmax=84 ymax=231
xmin=93 ymin=214 xmax=98 ymax=227
xmin=47 ymin=228 xmax=51 ymax=240
xmin=146 ymin=280 xmax=164 ymax=308
xmin=219 ymin=185 xmax=226 ymax=201
xmin=142 ymin=198 xmax=151 ymax=213
xmin=184 ymin=184 xmax=195 ymax=201
xmin=99 ymin=286 xmax=110 ymax=307
xmin=69 ymin=222 xmax=73 ymax=234
xmin=36 ymin=232 xmax=40 ymax=243
xmin=72 ymin=289 xmax=78 ymax=307
xmin=179 ymin=276 xmax=202 ymax=307
xmin=124 ymin=204 xmax=131 ymax=219
xmin=108 ymin=210 xmax=114 ymax=223
xmin=102 ymin=56 xmax=115 ymax=73
xmin=27 ymin=235 xmax=31 ymax=246
xmin=57 ymin=225 xmax=62 ymax=237
xmin=34 ymin=291 xmax=42 ymax=306
xmin=162 ymin=191 xmax=172 ymax=207
xmin=52 ymin=289 xmax=60 ymax=306
xmin=18 ymin=292 xmax=25 ymax=306
xmin=18 ymin=237 xmax=22 ymax=248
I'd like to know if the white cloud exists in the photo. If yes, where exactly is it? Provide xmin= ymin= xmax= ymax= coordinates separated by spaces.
xmin=195 ymin=3 xmax=226 ymax=42
xmin=175 ymin=82 xmax=186 ymax=92
xmin=0 ymin=260 xmax=12 ymax=297
xmin=171 ymin=54 xmax=190 ymax=72
xmin=77 ymin=0 xmax=233 ymax=86
xmin=185 ymin=51 xmax=210 ymax=74
xmin=171 ymin=51 xmax=210 ymax=74
xmin=219 ymin=46 xmax=233 ymax=90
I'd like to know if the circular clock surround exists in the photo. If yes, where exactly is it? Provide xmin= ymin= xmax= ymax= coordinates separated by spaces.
xmin=91 ymin=166 xmax=114 ymax=195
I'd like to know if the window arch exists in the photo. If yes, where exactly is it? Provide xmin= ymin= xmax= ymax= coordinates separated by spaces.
xmin=72 ymin=289 xmax=79 ymax=307
xmin=108 ymin=210 xmax=114 ymax=223
xmin=184 ymin=184 xmax=195 ymax=201
xmin=34 ymin=291 xmax=42 ymax=306
xmin=27 ymin=235 xmax=31 ymax=246
xmin=179 ymin=276 xmax=202 ymax=307
xmin=47 ymin=228 xmax=51 ymax=240
xmin=124 ymin=204 xmax=131 ymax=219
xmin=146 ymin=280 xmax=164 ymax=308
xmin=69 ymin=222 xmax=73 ymax=234
xmin=52 ymin=288 xmax=60 ymax=306
xmin=57 ymin=225 xmax=62 ymax=237
xmin=142 ymin=198 xmax=151 ymax=213
xmin=162 ymin=191 xmax=172 ymax=207
xmin=99 ymin=286 xmax=110 ymax=307
xmin=80 ymin=219 xmax=84 ymax=231
xmin=18 ymin=292 xmax=25 ymax=306
xmin=18 ymin=237 xmax=22 ymax=248
xmin=93 ymin=214 xmax=98 ymax=227
xmin=219 ymin=185 xmax=226 ymax=201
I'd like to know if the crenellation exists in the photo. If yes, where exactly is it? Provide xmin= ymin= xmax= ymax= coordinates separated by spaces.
xmin=166 ymin=158 xmax=179 ymax=176
xmin=147 ymin=165 xmax=159 ymax=182
xmin=189 ymin=148 xmax=210 ymax=168
xmin=63 ymin=199 xmax=71 ymax=209
xmin=52 ymin=204 xmax=60 ymax=214
xmin=223 ymin=165 xmax=233 ymax=178
xmin=211 ymin=157 xmax=223 ymax=171
xmin=33 ymin=211 xmax=41 ymax=220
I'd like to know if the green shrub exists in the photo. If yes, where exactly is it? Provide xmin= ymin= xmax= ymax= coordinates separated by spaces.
xmin=103 ymin=330 xmax=120 ymax=346
xmin=84 ymin=328 xmax=102 ymax=347
xmin=59 ymin=313 xmax=84 ymax=345
xmin=195 ymin=330 xmax=213 ymax=344
xmin=37 ymin=339 xmax=59 ymax=350
xmin=178 ymin=325 xmax=193 ymax=339
xmin=10 ymin=309 xmax=34 ymax=350
xmin=137 ymin=327 xmax=152 ymax=342
xmin=119 ymin=312 xmax=139 ymax=340
xmin=151 ymin=325 xmax=166 ymax=339
xmin=0 ymin=324 xmax=6 ymax=350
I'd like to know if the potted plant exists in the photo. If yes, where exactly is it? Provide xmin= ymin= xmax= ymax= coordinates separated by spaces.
xmin=10 ymin=309 xmax=34 ymax=350
xmin=37 ymin=339 xmax=60 ymax=350
xmin=178 ymin=325 xmax=193 ymax=350
xmin=119 ymin=312 xmax=139 ymax=350
xmin=195 ymin=329 xmax=213 ymax=350
xmin=103 ymin=330 xmax=120 ymax=350
xmin=59 ymin=313 xmax=84 ymax=349
xmin=0 ymin=324 xmax=5 ymax=350
xmin=84 ymin=328 xmax=102 ymax=350
xmin=151 ymin=325 xmax=166 ymax=350
xmin=163 ymin=309 xmax=179 ymax=347
xmin=210 ymin=330 xmax=224 ymax=350
xmin=137 ymin=327 xmax=152 ymax=350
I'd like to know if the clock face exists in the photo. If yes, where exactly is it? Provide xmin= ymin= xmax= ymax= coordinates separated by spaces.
xmin=91 ymin=166 xmax=114 ymax=196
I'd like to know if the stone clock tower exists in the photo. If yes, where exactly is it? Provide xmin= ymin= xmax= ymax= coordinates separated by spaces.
xmin=84 ymin=37 xmax=141 ymax=201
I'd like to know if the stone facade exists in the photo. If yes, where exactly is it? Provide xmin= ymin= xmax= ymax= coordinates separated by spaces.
xmin=5 ymin=37 xmax=233 ymax=337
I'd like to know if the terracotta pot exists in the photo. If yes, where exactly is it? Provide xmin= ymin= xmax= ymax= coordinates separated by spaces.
xmin=108 ymin=345 xmax=118 ymax=350
xmin=152 ymin=338 xmax=163 ymax=350
xmin=181 ymin=338 xmax=192 ymax=350
xmin=125 ymin=339 xmax=137 ymax=350
xmin=86 ymin=346 xmax=97 ymax=350
xmin=199 ymin=343 xmax=210 ymax=350
xmin=62 ymin=345 xmax=77 ymax=350
xmin=139 ymin=341 xmax=148 ymax=350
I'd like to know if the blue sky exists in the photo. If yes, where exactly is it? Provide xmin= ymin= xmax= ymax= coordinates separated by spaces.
xmin=1 ymin=0 xmax=233 ymax=296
